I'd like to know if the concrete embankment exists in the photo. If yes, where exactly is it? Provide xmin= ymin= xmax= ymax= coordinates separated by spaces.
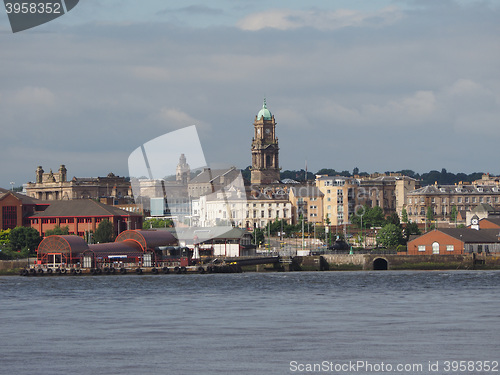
xmin=0 ymin=260 xmax=28 ymax=275
xmin=322 ymin=254 xmax=500 ymax=271
xmin=3 ymin=255 xmax=500 ymax=275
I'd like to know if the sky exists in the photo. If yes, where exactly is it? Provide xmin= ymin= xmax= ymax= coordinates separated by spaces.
xmin=1 ymin=0 xmax=499 ymax=189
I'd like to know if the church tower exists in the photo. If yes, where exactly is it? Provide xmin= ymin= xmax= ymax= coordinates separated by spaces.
xmin=176 ymin=153 xmax=191 ymax=185
xmin=251 ymin=99 xmax=280 ymax=185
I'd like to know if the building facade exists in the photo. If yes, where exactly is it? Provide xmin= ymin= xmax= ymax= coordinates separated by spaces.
xmin=316 ymin=176 xmax=358 ymax=226
xmin=25 ymin=165 xmax=132 ymax=201
xmin=289 ymin=185 xmax=324 ymax=225
xmin=197 ymin=185 xmax=292 ymax=229
xmin=28 ymin=199 xmax=142 ymax=238
xmin=0 ymin=188 xmax=38 ymax=230
xmin=408 ymin=227 xmax=500 ymax=255
xmin=357 ymin=174 xmax=418 ymax=217
xmin=407 ymin=183 xmax=500 ymax=223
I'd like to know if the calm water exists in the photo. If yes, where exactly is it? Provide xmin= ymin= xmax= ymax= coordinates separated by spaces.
xmin=1 ymin=271 xmax=499 ymax=375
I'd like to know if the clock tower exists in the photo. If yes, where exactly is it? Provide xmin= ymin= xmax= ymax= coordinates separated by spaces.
xmin=251 ymin=99 xmax=280 ymax=185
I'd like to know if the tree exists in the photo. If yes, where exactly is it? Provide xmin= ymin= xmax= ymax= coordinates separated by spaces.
xmin=450 ymin=205 xmax=458 ymax=223
xmin=351 ymin=205 xmax=385 ymax=229
xmin=8 ymin=227 xmax=42 ymax=253
xmin=45 ymin=225 xmax=70 ymax=236
xmin=401 ymin=208 xmax=408 ymax=223
xmin=377 ymin=224 xmax=404 ymax=249
xmin=143 ymin=218 xmax=173 ymax=229
xmin=253 ymin=227 xmax=265 ymax=247
xmin=426 ymin=206 xmax=434 ymax=222
xmin=94 ymin=219 xmax=114 ymax=243
xmin=403 ymin=222 xmax=421 ymax=243
xmin=385 ymin=212 xmax=401 ymax=227
xmin=0 ymin=229 xmax=10 ymax=245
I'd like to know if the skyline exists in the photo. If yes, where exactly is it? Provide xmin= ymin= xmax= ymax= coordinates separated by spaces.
xmin=1 ymin=0 xmax=500 ymax=189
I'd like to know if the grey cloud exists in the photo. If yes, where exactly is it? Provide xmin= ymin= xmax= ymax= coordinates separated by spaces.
xmin=1 ymin=1 xmax=500 ymax=188
xmin=157 ymin=5 xmax=224 ymax=16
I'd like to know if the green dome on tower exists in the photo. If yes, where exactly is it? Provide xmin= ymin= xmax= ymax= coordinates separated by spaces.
xmin=257 ymin=98 xmax=272 ymax=120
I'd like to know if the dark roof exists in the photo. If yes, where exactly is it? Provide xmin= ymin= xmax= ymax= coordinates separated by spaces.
xmin=189 ymin=168 xmax=239 ymax=184
xmin=409 ymin=184 xmax=500 ymax=195
xmin=116 ymin=230 xmax=176 ymax=250
xmin=0 ymin=188 xmax=38 ymax=205
xmin=87 ymin=240 xmax=144 ymax=257
xmin=436 ymin=228 xmax=500 ymax=243
xmin=37 ymin=235 xmax=89 ymax=255
xmin=30 ymin=199 xmax=141 ymax=218
xmin=290 ymin=185 xmax=324 ymax=198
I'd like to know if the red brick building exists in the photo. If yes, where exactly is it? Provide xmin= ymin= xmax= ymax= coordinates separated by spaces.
xmin=0 ymin=188 xmax=38 ymax=230
xmin=408 ymin=228 xmax=500 ymax=255
xmin=28 ymin=199 xmax=142 ymax=238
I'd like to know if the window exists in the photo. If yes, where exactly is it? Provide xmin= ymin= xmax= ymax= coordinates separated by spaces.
xmin=2 ymin=206 xmax=17 ymax=229
xmin=446 ymin=245 xmax=454 ymax=252
xmin=432 ymin=242 xmax=440 ymax=254
xmin=418 ymin=245 xmax=426 ymax=252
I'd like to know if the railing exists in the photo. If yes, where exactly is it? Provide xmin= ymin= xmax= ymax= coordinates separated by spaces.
xmin=311 ymin=249 xmax=398 ymax=255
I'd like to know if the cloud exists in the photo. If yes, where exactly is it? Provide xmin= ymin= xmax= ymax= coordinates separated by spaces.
xmin=157 ymin=5 xmax=223 ymax=16
xmin=237 ymin=6 xmax=403 ymax=31
xmin=9 ymin=86 xmax=56 ymax=108
xmin=150 ymin=108 xmax=211 ymax=132
xmin=131 ymin=66 xmax=171 ymax=81
xmin=362 ymin=90 xmax=437 ymax=125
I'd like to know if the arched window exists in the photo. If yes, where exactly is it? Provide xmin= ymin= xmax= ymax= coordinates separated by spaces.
xmin=432 ymin=241 xmax=440 ymax=254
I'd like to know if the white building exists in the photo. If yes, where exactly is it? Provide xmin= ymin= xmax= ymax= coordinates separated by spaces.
xmin=196 ymin=184 xmax=292 ymax=229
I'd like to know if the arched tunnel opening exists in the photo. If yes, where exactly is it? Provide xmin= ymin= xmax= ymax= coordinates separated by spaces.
xmin=373 ymin=258 xmax=388 ymax=270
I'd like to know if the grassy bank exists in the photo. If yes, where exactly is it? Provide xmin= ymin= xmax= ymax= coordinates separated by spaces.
xmin=0 ymin=268 xmax=23 ymax=276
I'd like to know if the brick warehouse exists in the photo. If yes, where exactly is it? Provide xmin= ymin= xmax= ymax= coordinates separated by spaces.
xmin=28 ymin=200 xmax=142 ymax=237
xmin=407 ymin=227 xmax=500 ymax=255
xmin=0 ymin=188 xmax=37 ymax=230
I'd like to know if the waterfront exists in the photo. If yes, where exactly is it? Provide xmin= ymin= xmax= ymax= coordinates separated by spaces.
xmin=1 ymin=271 xmax=499 ymax=375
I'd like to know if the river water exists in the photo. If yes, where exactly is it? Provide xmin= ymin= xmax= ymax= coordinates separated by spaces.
xmin=1 ymin=270 xmax=499 ymax=375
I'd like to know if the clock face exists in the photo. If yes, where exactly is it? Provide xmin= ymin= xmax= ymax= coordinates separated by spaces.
xmin=257 ymin=128 xmax=261 ymax=136
xmin=265 ymin=128 xmax=270 ymax=134
xmin=472 ymin=218 xmax=478 ymax=225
